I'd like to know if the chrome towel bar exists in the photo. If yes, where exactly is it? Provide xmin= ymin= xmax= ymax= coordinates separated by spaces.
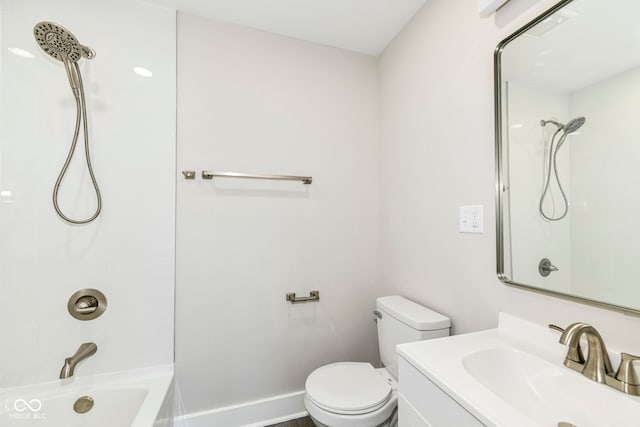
xmin=286 ymin=290 xmax=319 ymax=304
xmin=201 ymin=171 xmax=312 ymax=184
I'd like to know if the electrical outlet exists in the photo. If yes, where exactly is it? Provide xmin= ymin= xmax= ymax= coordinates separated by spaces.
xmin=459 ymin=205 xmax=484 ymax=233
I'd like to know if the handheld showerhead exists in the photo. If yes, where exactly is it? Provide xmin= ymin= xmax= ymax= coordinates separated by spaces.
xmin=33 ymin=21 xmax=94 ymax=62
xmin=538 ymin=115 xmax=586 ymax=221
xmin=33 ymin=21 xmax=102 ymax=224
xmin=540 ymin=116 xmax=586 ymax=134
xmin=33 ymin=22 xmax=95 ymax=91
xmin=564 ymin=116 xmax=585 ymax=134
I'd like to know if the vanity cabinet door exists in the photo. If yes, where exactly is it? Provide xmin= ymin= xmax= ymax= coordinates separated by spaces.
xmin=398 ymin=357 xmax=484 ymax=427
xmin=398 ymin=394 xmax=432 ymax=427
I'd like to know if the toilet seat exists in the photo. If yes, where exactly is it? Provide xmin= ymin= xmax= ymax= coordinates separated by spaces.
xmin=305 ymin=362 xmax=392 ymax=415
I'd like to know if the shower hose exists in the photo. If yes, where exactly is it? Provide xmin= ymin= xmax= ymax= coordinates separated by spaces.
xmin=539 ymin=128 xmax=569 ymax=221
xmin=52 ymin=61 xmax=102 ymax=224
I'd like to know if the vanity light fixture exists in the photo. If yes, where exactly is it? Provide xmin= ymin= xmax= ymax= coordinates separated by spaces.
xmin=526 ymin=9 xmax=578 ymax=37
xmin=479 ymin=0 xmax=511 ymax=17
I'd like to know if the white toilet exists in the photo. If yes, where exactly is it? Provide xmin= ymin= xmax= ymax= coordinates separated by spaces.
xmin=304 ymin=296 xmax=450 ymax=427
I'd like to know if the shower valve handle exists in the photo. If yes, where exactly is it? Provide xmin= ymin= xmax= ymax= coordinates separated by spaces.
xmin=74 ymin=296 xmax=98 ymax=314
xmin=539 ymin=258 xmax=559 ymax=277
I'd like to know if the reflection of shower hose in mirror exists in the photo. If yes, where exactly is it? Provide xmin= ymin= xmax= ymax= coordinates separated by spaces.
xmin=539 ymin=128 xmax=568 ymax=221
xmin=53 ymin=61 xmax=102 ymax=224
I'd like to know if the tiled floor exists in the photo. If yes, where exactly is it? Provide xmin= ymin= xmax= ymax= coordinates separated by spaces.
xmin=267 ymin=416 xmax=314 ymax=427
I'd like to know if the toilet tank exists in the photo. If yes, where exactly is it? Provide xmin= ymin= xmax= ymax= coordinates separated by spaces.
xmin=376 ymin=296 xmax=450 ymax=379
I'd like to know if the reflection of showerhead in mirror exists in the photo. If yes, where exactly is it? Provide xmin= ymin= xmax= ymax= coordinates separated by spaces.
xmin=538 ymin=115 xmax=586 ymax=222
xmin=564 ymin=116 xmax=585 ymax=134
xmin=540 ymin=116 xmax=586 ymax=134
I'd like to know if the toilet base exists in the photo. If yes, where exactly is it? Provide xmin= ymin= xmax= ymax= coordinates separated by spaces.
xmin=308 ymin=407 xmax=397 ymax=427
xmin=305 ymin=393 xmax=398 ymax=427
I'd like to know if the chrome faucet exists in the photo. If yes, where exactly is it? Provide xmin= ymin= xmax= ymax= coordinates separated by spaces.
xmin=59 ymin=342 xmax=97 ymax=379
xmin=550 ymin=323 xmax=640 ymax=396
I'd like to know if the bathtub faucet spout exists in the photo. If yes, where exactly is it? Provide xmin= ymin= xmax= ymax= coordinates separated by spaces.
xmin=59 ymin=342 xmax=97 ymax=379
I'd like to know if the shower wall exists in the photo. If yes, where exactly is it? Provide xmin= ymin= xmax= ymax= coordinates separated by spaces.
xmin=569 ymin=67 xmax=640 ymax=304
xmin=505 ymin=69 xmax=640 ymax=305
xmin=175 ymin=13 xmax=381 ymax=424
xmin=506 ymin=81 xmax=572 ymax=292
xmin=0 ymin=0 xmax=176 ymax=387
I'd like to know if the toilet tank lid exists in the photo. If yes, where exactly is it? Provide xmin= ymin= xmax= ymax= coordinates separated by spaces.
xmin=376 ymin=296 xmax=450 ymax=330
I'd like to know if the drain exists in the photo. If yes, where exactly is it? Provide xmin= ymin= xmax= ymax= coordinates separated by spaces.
xmin=73 ymin=396 xmax=94 ymax=414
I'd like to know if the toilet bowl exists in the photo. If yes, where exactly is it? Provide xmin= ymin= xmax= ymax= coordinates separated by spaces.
xmin=305 ymin=363 xmax=398 ymax=427
xmin=303 ymin=296 xmax=450 ymax=427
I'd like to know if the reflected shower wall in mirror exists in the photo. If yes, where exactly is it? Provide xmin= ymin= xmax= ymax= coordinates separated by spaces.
xmin=495 ymin=0 xmax=640 ymax=313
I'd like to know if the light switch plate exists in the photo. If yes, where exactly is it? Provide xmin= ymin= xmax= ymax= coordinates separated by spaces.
xmin=459 ymin=205 xmax=484 ymax=233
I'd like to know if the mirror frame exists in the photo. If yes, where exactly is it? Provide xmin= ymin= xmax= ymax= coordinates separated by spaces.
xmin=493 ymin=0 xmax=640 ymax=316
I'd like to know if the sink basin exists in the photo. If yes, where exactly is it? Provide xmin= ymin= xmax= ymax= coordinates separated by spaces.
xmin=462 ymin=347 xmax=639 ymax=426
xmin=397 ymin=313 xmax=640 ymax=427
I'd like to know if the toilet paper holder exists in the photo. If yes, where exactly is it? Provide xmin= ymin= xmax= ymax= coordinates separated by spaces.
xmin=286 ymin=290 xmax=319 ymax=304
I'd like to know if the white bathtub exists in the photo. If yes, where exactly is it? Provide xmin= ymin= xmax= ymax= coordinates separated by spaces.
xmin=0 ymin=365 xmax=173 ymax=427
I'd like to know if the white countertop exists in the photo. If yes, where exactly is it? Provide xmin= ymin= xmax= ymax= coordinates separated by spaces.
xmin=397 ymin=313 xmax=640 ymax=427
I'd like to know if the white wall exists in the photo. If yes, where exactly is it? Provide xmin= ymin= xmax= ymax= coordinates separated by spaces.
xmin=569 ymin=67 xmax=640 ymax=307
xmin=0 ymin=0 xmax=175 ymax=387
xmin=378 ymin=0 xmax=640 ymax=354
xmin=379 ymin=0 xmax=504 ymax=335
xmin=175 ymin=13 xmax=381 ymax=417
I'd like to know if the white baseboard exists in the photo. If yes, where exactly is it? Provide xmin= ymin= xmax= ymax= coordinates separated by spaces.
xmin=174 ymin=390 xmax=307 ymax=427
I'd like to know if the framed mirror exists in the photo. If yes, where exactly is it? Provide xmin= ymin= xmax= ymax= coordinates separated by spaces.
xmin=495 ymin=0 xmax=640 ymax=314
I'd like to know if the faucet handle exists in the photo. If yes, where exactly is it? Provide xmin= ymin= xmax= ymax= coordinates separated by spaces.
xmin=615 ymin=352 xmax=640 ymax=386
xmin=549 ymin=323 xmax=586 ymax=368
xmin=548 ymin=324 xmax=564 ymax=333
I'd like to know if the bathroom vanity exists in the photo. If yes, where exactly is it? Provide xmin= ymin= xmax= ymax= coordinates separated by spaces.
xmin=396 ymin=313 xmax=640 ymax=427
